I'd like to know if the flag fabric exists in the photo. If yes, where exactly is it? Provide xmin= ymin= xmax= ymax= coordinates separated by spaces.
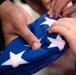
xmin=0 ymin=13 xmax=69 ymax=75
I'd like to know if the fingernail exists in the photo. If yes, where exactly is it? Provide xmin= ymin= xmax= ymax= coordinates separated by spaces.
xmin=32 ymin=42 xmax=40 ymax=50
xmin=48 ymin=12 xmax=53 ymax=18
xmin=48 ymin=11 xmax=50 ymax=14
xmin=46 ymin=0 xmax=50 ymax=3
xmin=50 ymin=15 xmax=53 ymax=18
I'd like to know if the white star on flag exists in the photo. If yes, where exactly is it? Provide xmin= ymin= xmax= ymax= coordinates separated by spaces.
xmin=40 ymin=17 xmax=56 ymax=27
xmin=1 ymin=51 xmax=29 ymax=68
xmin=47 ymin=34 xmax=65 ymax=51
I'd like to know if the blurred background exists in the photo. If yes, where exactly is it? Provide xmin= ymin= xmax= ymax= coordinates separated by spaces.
xmin=13 ymin=0 xmax=76 ymax=75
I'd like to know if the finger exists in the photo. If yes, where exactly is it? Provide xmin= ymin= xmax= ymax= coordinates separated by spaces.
xmin=15 ymin=24 xmax=41 ymax=50
xmin=14 ymin=6 xmax=41 ymax=50
xmin=10 ymin=5 xmax=41 ymax=50
xmin=50 ymin=18 xmax=73 ymax=28
xmin=42 ymin=2 xmax=52 ymax=10
xmin=48 ymin=7 xmax=54 ymax=18
xmin=54 ymin=0 xmax=70 ymax=18
xmin=48 ymin=0 xmax=56 ymax=18
xmin=62 ymin=4 xmax=76 ymax=17
xmin=48 ymin=25 xmax=71 ymax=42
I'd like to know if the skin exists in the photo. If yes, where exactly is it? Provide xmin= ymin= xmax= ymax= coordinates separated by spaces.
xmin=41 ymin=0 xmax=76 ymax=18
xmin=41 ymin=0 xmax=53 ymax=10
xmin=48 ymin=18 xmax=76 ymax=56
xmin=0 ymin=0 xmax=41 ymax=50
xmin=25 ymin=0 xmax=47 ymax=15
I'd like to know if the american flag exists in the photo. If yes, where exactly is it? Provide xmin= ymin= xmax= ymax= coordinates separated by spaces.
xmin=0 ymin=13 xmax=69 ymax=75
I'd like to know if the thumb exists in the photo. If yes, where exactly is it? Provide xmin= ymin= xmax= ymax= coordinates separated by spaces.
xmin=17 ymin=6 xmax=41 ymax=50
xmin=3 ymin=23 xmax=41 ymax=50
xmin=16 ymin=25 xmax=41 ymax=50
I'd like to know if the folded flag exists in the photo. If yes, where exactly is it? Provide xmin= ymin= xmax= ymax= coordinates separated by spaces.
xmin=0 ymin=13 xmax=69 ymax=75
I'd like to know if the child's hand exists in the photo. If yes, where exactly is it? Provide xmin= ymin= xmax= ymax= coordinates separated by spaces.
xmin=48 ymin=18 xmax=76 ymax=56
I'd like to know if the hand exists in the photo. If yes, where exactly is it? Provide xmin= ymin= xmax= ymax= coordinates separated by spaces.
xmin=48 ymin=0 xmax=76 ymax=18
xmin=25 ymin=0 xmax=47 ymax=15
xmin=48 ymin=18 xmax=76 ymax=56
xmin=0 ymin=1 xmax=41 ymax=50
xmin=41 ymin=0 xmax=76 ymax=18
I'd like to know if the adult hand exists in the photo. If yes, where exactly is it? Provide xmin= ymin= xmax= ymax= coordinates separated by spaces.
xmin=25 ymin=0 xmax=47 ymax=15
xmin=41 ymin=0 xmax=76 ymax=18
xmin=0 ymin=1 xmax=41 ymax=50
xmin=48 ymin=18 xmax=76 ymax=56
xmin=48 ymin=0 xmax=76 ymax=18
